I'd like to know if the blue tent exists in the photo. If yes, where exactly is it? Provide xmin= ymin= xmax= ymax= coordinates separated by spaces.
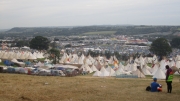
xmin=7 ymin=67 xmax=15 ymax=73
xmin=4 ymin=60 xmax=13 ymax=66
xmin=56 ymin=67 xmax=65 ymax=70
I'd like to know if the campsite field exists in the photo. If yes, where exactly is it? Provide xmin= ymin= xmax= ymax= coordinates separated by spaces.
xmin=83 ymin=31 xmax=116 ymax=35
xmin=0 ymin=74 xmax=180 ymax=101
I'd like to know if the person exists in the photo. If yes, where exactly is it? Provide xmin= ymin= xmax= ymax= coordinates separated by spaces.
xmin=150 ymin=78 xmax=162 ymax=92
xmin=165 ymin=65 xmax=173 ymax=93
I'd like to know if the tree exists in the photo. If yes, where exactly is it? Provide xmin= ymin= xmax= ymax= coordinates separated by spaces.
xmin=104 ymin=51 xmax=111 ymax=59
xmin=150 ymin=38 xmax=172 ymax=60
xmin=16 ymin=40 xmax=29 ymax=47
xmin=64 ymin=44 xmax=72 ymax=48
xmin=29 ymin=36 xmax=49 ymax=50
xmin=48 ymin=48 xmax=60 ymax=64
xmin=171 ymin=37 xmax=180 ymax=49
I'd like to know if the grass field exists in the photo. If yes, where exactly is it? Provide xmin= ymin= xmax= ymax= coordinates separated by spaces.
xmin=83 ymin=31 xmax=117 ymax=35
xmin=0 ymin=74 xmax=180 ymax=101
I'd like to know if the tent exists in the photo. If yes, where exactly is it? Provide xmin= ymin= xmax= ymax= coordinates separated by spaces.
xmin=113 ymin=67 xmax=125 ymax=76
xmin=152 ymin=67 xmax=166 ymax=79
xmin=91 ymin=64 xmax=98 ymax=71
xmin=106 ymin=66 xmax=115 ymax=76
xmin=27 ymin=53 xmax=37 ymax=60
xmin=100 ymin=67 xmax=109 ymax=77
xmin=151 ymin=64 xmax=159 ymax=75
xmin=130 ymin=63 xmax=137 ymax=71
xmin=93 ymin=70 xmax=101 ymax=76
xmin=132 ymin=69 xmax=146 ymax=78
xmin=142 ymin=66 xmax=152 ymax=75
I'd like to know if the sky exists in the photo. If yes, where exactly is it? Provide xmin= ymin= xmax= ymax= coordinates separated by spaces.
xmin=0 ymin=0 xmax=180 ymax=29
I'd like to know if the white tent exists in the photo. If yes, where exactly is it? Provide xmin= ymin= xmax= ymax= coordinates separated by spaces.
xmin=27 ymin=53 xmax=37 ymax=60
xmin=13 ymin=52 xmax=20 ymax=59
xmin=91 ymin=64 xmax=98 ymax=71
xmin=23 ymin=52 xmax=30 ymax=59
xmin=1 ymin=52 xmax=8 ymax=59
xmin=0 ymin=51 xmax=4 ymax=58
xmin=36 ymin=62 xmax=44 ymax=66
xmin=132 ymin=69 xmax=146 ymax=78
xmin=124 ymin=63 xmax=130 ymax=71
xmin=113 ymin=67 xmax=125 ymax=75
xmin=159 ymin=59 xmax=166 ymax=70
xmin=152 ymin=55 xmax=158 ymax=64
xmin=8 ymin=52 xmax=14 ymax=60
xmin=19 ymin=52 xmax=26 ymax=60
xmin=119 ymin=62 xmax=124 ymax=70
xmin=142 ymin=66 xmax=152 ymax=75
xmin=61 ymin=65 xmax=78 ymax=69
xmin=108 ymin=56 xmax=114 ymax=64
xmin=139 ymin=56 xmax=145 ymax=69
xmin=78 ymin=54 xmax=85 ymax=64
xmin=84 ymin=58 xmax=93 ymax=65
xmin=152 ymin=67 xmax=166 ymax=79
xmin=85 ymin=64 xmax=93 ymax=73
xmin=35 ymin=52 xmax=42 ymax=58
xmin=69 ymin=54 xmax=78 ymax=64
xmin=11 ymin=58 xmax=25 ymax=67
xmin=130 ymin=63 xmax=137 ymax=71
xmin=59 ymin=53 xmax=67 ymax=63
xmin=169 ymin=61 xmax=175 ymax=68
xmin=88 ymin=55 xmax=95 ymax=64
xmin=93 ymin=70 xmax=101 ymax=76
xmin=175 ymin=61 xmax=180 ymax=69
xmin=144 ymin=64 xmax=152 ymax=72
xmin=106 ymin=66 xmax=115 ymax=76
xmin=95 ymin=61 xmax=103 ymax=71
xmin=100 ymin=67 xmax=109 ymax=77
xmin=151 ymin=64 xmax=159 ymax=75
xmin=11 ymin=58 xmax=19 ymax=63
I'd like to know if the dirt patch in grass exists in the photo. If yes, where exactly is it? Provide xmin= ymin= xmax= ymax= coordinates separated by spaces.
xmin=0 ymin=74 xmax=180 ymax=101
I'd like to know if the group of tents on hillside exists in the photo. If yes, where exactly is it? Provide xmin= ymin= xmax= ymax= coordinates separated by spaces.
xmin=0 ymin=50 xmax=180 ymax=78
xmin=59 ymin=53 xmax=180 ymax=78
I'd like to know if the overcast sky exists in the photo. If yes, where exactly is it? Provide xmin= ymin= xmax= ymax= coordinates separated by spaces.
xmin=0 ymin=0 xmax=180 ymax=29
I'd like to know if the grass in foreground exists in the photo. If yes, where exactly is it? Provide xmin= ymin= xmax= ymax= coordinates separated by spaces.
xmin=0 ymin=74 xmax=180 ymax=101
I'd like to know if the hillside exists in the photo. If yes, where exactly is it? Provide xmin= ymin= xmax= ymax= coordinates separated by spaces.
xmin=0 ymin=74 xmax=180 ymax=101
xmin=1 ymin=25 xmax=180 ymax=37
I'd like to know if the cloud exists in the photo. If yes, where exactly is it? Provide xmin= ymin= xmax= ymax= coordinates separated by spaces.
xmin=0 ymin=0 xmax=180 ymax=29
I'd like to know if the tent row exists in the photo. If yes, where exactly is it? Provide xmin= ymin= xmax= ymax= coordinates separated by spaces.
xmin=0 ymin=51 xmax=44 ymax=60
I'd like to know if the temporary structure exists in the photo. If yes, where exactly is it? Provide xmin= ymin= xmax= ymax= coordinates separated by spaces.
xmin=11 ymin=58 xmax=25 ymax=67
xmin=130 ymin=63 xmax=137 ymax=71
xmin=142 ymin=66 xmax=152 ymax=75
xmin=124 ymin=63 xmax=130 ymax=71
xmin=93 ymin=70 xmax=101 ymax=76
xmin=78 ymin=54 xmax=85 ymax=64
xmin=176 ymin=61 xmax=180 ymax=69
xmin=91 ymin=64 xmax=98 ymax=71
xmin=152 ymin=67 xmax=166 ymax=79
xmin=106 ymin=66 xmax=115 ymax=76
xmin=132 ymin=69 xmax=146 ymax=78
xmin=159 ymin=59 xmax=166 ymax=70
xmin=100 ymin=67 xmax=109 ymax=77
xmin=85 ymin=64 xmax=93 ymax=73
xmin=27 ymin=53 xmax=37 ymax=60
xmin=113 ymin=66 xmax=125 ymax=75
xmin=119 ymin=62 xmax=124 ymax=70
xmin=151 ymin=63 xmax=159 ymax=75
